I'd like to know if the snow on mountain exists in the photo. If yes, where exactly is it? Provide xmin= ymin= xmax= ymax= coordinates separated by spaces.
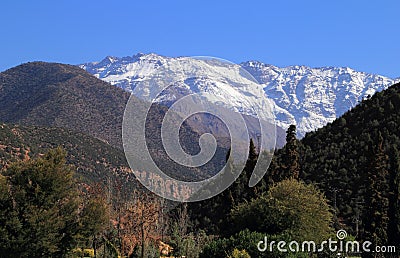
xmin=80 ymin=53 xmax=279 ymax=124
xmin=80 ymin=53 xmax=398 ymax=137
xmin=241 ymin=61 xmax=398 ymax=136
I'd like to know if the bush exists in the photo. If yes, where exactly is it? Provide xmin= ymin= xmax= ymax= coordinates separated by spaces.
xmin=229 ymin=248 xmax=250 ymax=258
xmin=71 ymin=248 xmax=94 ymax=257
xmin=230 ymin=179 xmax=333 ymax=242
xmin=201 ymin=230 xmax=319 ymax=257
xmin=130 ymin=242 xmax=160 ymax=258
xmin=201 ymin=229 xmax=266 ymax=258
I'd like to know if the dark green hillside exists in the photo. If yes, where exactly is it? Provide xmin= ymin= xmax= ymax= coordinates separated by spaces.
xmin=298 ymin=82 xmax=400 ymax=238
xmin=0 ymin=123 xmax=129 ymax=183
xmin=188 ymin=83 xmax=400 ymax=256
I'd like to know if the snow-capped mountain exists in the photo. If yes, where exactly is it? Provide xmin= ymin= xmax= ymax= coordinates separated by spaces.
xmin=241 ymin=61 xmax=398 ymax=135
xmin=80 ymin=53 xmax=398 ymax=137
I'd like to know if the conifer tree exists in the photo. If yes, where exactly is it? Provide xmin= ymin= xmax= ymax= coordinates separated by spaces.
xmin=388 ymin=146 xmax=400 ymax=249
xmin=187 ymin=140 xmax=260 ymax=235
xmin=228 ymin=139 xmax=259 ymax=205
xmin=246 ymin=138 xmax=258 ymax=168
xmin=0 ymin=148 xmax=110 ymax=256
xmin=364 ymin=134 xmax=389 ymax=249
xmin=244 ymin=139 xmax=259 ymax=197
xmin=0 ymin=174 xmax=21 ymax=254
xmin=0 ymin=148 xmax=81 ymax=256
xmin=283 ymin=124 xmax=300 ymax=180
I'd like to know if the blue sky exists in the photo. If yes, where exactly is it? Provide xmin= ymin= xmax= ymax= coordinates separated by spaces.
xmin=1 ymin=0 xmax=398 ymax=78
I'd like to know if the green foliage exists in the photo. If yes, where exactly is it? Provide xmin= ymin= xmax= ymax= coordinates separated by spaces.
xmin=169 ymin=225 xmax=209 ymax=258
xmin=286 ymin=82 xmax=400 ymax=237
xmin=103 ymin=237 xmax=120 ymax=258
xmin=130 ymin=241 xmax=159 ymax=258
xmin=201 ymin=230 xmax=311 ymax=258
xmin=72 ymin=248 xmax=95 ymax=257
xmin=0 ymin=148 xmax=80 ymax=256
xmin=188 ymin=140 xmax=260 ymax=235
xmin=284 ymin=124 xmax=300 ymax=180
xmin=0 ymin=122 xmax=129 ymax=184
xmin=201 ymin=229 xmax=265 ymax=258
xmin=268 ymin=124 xmax=301 ymax=183
xmin=364 ymin=134 xmax=389 ymax=246
xmin=0 ymin=174 xmax=21 ymax=254
xmin=229 ymin=248 xmax=251 ymax=258
xmin=388 ymin=147 xmax=400 ymax=250
xmin=0 ymin=148 xmax=109 ymax=257
xmin=78 ymin=196 xmax=109 ymax=249
xmin=230 ymin=179 xmax=333 ymax=242
xmin=169 ymin=221 xmax=188 ymax=256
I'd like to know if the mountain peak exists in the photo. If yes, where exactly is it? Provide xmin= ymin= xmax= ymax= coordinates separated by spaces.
xmin=98 ymin=56 xmax=118 ymax=65
xmin=80 ymin=53 xmax=398 ymax=137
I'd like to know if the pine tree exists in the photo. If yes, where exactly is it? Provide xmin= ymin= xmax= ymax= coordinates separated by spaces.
xmin=225 ymin=139 xmax=259 ymax=206
xmin=0 ymin=148 xmax=83 ymax=256
xmin=247 ymin=138 xmax=258 ymax=167
xmin=363 ymin=134 xmax=389 ymax=249
xmin=0 ymin=174 xmax=21 ymax=254
xmin=187 ymin=140 xmax=260 ymax=235
xmin=79 ymin=195 xmax=109 ymax=256
xmin=388 ymin=146 xmax=400 ymax=249
xmin=283 ymin=125 xmax=300 ymax=180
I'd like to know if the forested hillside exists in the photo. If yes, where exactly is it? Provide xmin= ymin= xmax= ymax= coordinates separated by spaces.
xmin=189 ymin=82 xmax=400 ymax=257
xmin=300 ymin=82 xmax=400 ymax=240
xmin=0 ymin=123 xmax=129 ymax=183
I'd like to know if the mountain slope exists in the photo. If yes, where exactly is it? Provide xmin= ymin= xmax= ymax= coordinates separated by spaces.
xmin=80 ymin=53 xmax=398 ymax=137
xmin=0 ymin=122 xmax=129 ymax=183
xmin=0 ymin=62 xmax=130 ymax=148
xmin=0 ymin=62 xmax=227 ymax=181
xmin=80 ymin=54 xmax=285 ymax=148
xmin=293 ymin=82 xmax=400 ymax=236
xmin=0 ymin=122 xmax=194 ymax=199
